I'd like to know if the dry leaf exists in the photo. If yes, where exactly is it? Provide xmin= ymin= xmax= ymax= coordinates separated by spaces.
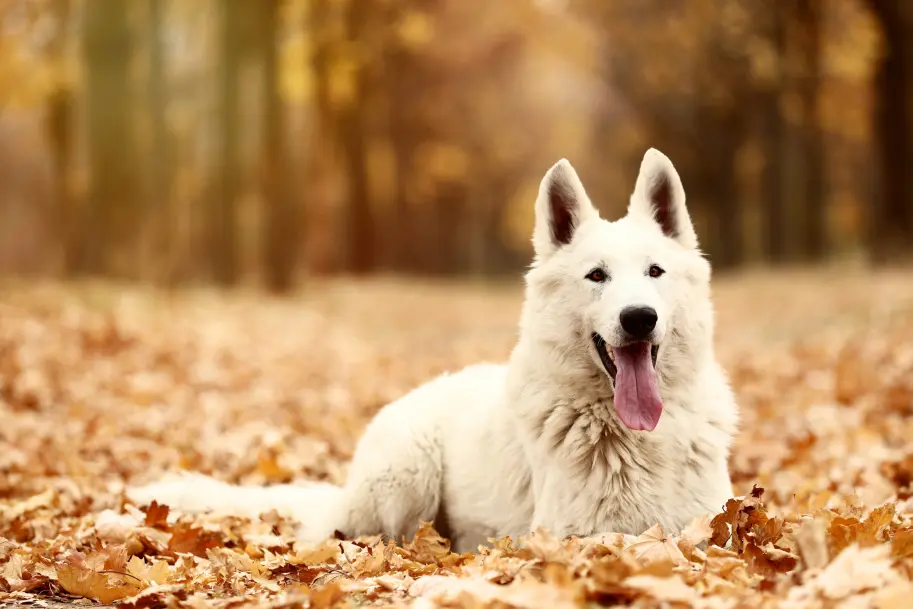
xmin=405 ymin=521 xmax=452 ymax=564
xmin=142 ymin=501 xmax=170 ymax=529
xmin=3 ymin=273 xmax=913 ymax=607
xmin=624 ymin=524 xmax=687 ymax=565
xmin=56 ymin=564 xmax=141 ymax=603
xmin=624 ymin=574 xmax=699 ymax=603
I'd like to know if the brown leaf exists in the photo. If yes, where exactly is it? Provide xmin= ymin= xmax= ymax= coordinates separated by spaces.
xmin=56 ymin=564 xmax=141 ymax=604
xmin=142 ymin=501 xmax=170 ymax=529
xmin=742 ymin=541 xmax=799 ymax=577
xmin=810 ymin=544 xmax=901 ymax=600
xmin=308 ymin=581 xmax=347 ymax=609
xmin=623 ymin=574 xmax=698 ymax=604
xmin=405 ymin=521 xmax=452 ymax=565
xmin=891 ymin=527 xmax=913 ymax=559
xmin=168 ymin=522 xmax=222 ymax=557
xmin=710 ymin=486 xmax=769 ymax=553
xmin=117 ymin=583 xmax=187 ymax=609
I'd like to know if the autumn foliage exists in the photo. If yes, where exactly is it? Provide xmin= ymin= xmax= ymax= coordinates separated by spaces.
xmin=1 ymin=1 xmax=912 ymax=286
xmin=1 ymin=269 xmax=913 ymax=607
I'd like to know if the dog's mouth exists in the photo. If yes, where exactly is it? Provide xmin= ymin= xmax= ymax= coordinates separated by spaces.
xmin=592 ymin=333 xmax=663 ymax=432
xmin=592 ymin=334 xmax=658 ymax=381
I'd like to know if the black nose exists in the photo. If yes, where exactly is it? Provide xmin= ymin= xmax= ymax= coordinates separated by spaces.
xmin=619 ymin=306 xmax=658 ymax=340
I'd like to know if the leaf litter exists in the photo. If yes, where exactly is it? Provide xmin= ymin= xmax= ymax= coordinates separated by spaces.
xmin=2 ymin=269 xmax=913 ymax=607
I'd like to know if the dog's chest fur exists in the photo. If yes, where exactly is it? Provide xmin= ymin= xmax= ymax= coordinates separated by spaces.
xmin=511 ymin=370 xmax=732 ymax=538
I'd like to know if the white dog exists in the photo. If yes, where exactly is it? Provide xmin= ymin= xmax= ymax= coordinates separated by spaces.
xmin=129 ymin=149 xmax=738 ymax=553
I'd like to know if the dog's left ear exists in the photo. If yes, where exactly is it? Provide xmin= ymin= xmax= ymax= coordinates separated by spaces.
xmin=629 ymin=148 xmax=698 ymax=249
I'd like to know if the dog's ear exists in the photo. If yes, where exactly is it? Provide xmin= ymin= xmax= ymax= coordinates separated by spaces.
xmin=533 ymin=159 xmax=598 ymax=258
xmin=629 ymin=148 xmax=698 ymax=249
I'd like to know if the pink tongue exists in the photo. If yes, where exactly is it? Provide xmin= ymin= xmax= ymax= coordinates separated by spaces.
xmin=612 ymin=343 xmax=663 ymax=431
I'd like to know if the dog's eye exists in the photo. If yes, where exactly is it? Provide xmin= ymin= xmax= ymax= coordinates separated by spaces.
xmin=585 ymin=268 xmax=607 ymax=283
xmin=648 ymin=264 xmax=665 ymax=278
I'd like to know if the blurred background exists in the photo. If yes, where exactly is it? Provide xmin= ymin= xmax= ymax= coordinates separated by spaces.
xmin=0 ymin=0 xmax=910 ymax=291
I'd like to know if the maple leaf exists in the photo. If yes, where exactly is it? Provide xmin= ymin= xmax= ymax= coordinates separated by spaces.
xmin=710 ymin=486 xmax=769 ymax=553
xmin=308 ymin=581 xmax=347 ymax=609
xmin=405 ymin=521 xmax=452 ymax=565
xmin=56 ymin=564 xmax=142 ymax=604
xmin=793 ymin=517 xmax=831 ymax=570
xmin=126 ymin=555 xmax=173 ymax=586
xmin=828 ymin=503 xmax=897 ymax=555
xmin=168 ymin=522 xmax=222 ymax=557
xmin=881 ymin=453 xmax=913 ymax=499
xmin=809 ymin=543 xmax=902 ymax=600
xmin=522 ymin=527 xmax=573 ymax=563
xmin=588 ymin=551 xmax=638 ymax=590
xmin=892 ymin=527 xmax=913 ymax=560
xmin=677 ymin=514 xmax=713 ymax=560
xmin=742 ymin=541 xmax=799 ymax=578
xmin=351 ymin=541 xmax=387 ymax=577
xmin=118 ymin=583 xmax=188 ymax=609
xmin=860 ymin=503 xmax=896 ymax=543
xmin=99 ymin=544 xmax=129 ymax=571
xmin=623 ymin=574 xmax=698 ymax=604
xmin=1 ymin=553 xmax=50 ymax=593
xmin=748 ymin=514 xmax=788 ymax=547
xmin=142 ymin=501 xmax=170 ymax=529
xmin=288 ymin=541 xmax=342 ymax=566
xmin=624 ymin=524 xmax=687 ymax=565
xmin=4 ymin=272 xmax=913 ymax=607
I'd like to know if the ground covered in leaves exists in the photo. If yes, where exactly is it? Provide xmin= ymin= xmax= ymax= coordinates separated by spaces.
xmin=3 ymin=268 xmax=913 ymax=608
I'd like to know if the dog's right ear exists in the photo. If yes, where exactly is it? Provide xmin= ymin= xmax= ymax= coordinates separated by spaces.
xmin=533 ymin=159 xmax=598 ymax=258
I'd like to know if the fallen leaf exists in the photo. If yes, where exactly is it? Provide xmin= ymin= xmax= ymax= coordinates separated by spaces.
xmin=142 ymin=501 xmax=170 ymax=529
xmin=56 ymin=564 xmax=141 ymax=603
xmin=624 ymin=524 xmax=687 ymax=565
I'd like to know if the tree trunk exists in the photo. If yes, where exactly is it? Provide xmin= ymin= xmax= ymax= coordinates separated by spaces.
xmin=259 ymin=0 xmax=298 ymax=293
xmin=867 ymin=0 xmax=913 ymax=262
xmin=701 ymin=107 xmax=743 ymax=270
xmin=209 ymin=0 xmax=242 ymax=285
xmin=45 ymin=0 xmax=79 ymax=275
xmin=83 ymin=0 xmax=140 ymax=276
xmin=795 ymin=0 xmax=827 ymax=261
xmin=385 ymin=41 xmax=419 ymax=273
xmin=762 ymin=5 xmax=789 ymax=264
xmin=146 ymin=0 xmax=174 ymax=282
xmin=340 ymin=2 xmax=376 ymax=274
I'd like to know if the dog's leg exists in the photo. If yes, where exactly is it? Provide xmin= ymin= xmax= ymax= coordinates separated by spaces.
xmin=334 ymin=399 xmax=446 ymax=544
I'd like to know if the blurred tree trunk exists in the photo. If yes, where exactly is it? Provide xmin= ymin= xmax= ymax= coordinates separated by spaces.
xmin=761 ymin=6 xmax=789 ymax=264
xmin=711 ymin=114 xmax=744 ymax=269
xmin=339 ymin=3 xmax=376 ymax=274
xmin=147 ymin=0 xmax=174 ymax=281
xmin=83 ymin=0 xmax=140 ymax=276
xmin=258 ymin=0 xmax=298 ymax=293
xmin=45 ymin=0 xmax=79 ymax=274
xmin=770 ymin=0 xmax=826 ymax=264
xmin=696 ymin=103 xmax=743 ymax=270
xmin=795 ymin=0 xmax=827 ymax=261
xmin=209 ymin=0 xmax=242 ymax=286
xmin=385 ymin=44 xmax=419 ymax=272
xmin=694 ymin=26 xmax=746 ymax=270
xmin=867 ymin=0 xmax=913 ymax=262
xmin=307 ymin=0 xmax=341 ymax=273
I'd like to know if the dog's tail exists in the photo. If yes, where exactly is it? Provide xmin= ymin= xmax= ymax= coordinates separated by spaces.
xmin=126 ymin=472 xmax=343 ymax=544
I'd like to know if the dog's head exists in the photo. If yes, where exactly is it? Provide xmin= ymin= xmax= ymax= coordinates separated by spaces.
xmin=523 ymin=148 xmax=713 ymax=432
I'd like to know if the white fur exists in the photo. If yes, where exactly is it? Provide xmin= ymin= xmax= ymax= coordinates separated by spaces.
xmin=128 ymin=148 xmax=738 ymax=553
